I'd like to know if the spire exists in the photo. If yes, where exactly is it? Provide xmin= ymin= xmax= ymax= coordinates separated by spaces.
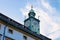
xmin=31 ymin=5 xmax=33 ymax=9
xmin=28 ymin=6 xmax=36 ymax=17
xmin=30 ymin=5 xmax=34 ymax=12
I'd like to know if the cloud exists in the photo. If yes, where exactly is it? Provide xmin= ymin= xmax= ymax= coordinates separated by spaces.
xmin=40 ymin=0 xmax=56 ymax=13
xmin=49 ymin=29 xmax=60 ymax=40
xmin=35 ymin=0 xmax=60 ymax=40
xmin=20 ymin=0 xmax=60 ymax=40
xmin=20 ymin=3 xmax=31 ymax=18
xmin=34 ymin=7 xmax=60 ymax=37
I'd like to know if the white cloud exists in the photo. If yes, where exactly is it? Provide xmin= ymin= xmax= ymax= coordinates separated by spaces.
xmin=20 ymin=3 xmax=31 ymax=18
xmin=40 ymin=0 xmax=56 ymax=13
xmin=20 ymin=0 xmax=60 ymax=40
xmin=49 ymin=29 xmax=60 ymax=40
xmin=35 ymin=0 xmax=60 ymax=40
xmin=34 ymin=7 xmax=60 ymax=36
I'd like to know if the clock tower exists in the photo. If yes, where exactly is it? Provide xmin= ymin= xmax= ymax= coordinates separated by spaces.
xmin=24 ymin=7 xmax=40 ymax=34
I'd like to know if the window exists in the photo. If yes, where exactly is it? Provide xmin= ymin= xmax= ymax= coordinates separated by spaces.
xmin=8 ymin=29 xmax=13 ymax=34
xmin=0 ymin=34 xmax=2 ymax=40
xmin=23 ymin=36 xmax=27 ymax=40
xmin=5 ymin=37 xmax=14 ymax=40
xmin=38 ymin=28 xmax=39 ymax=31
xmin=0 ymin=23 xmax=1 ymax=29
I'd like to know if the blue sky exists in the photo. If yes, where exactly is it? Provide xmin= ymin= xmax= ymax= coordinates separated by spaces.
xmin=0 ymin=0 xmax=60 ymax=40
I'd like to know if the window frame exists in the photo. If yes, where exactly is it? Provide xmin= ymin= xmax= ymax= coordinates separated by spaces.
xmin=0 ymin=34 xmax=2 ymax=40
xmin=23 ymin=35 xmax=27 ymax=40
xmin=8 ymin=28 xmax=13 ymax=34
xmin=0 ymin=23 xmax=1 ymax=29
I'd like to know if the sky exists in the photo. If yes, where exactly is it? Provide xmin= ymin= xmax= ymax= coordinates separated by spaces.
xmin=0 ymin=0 xmax=60 ymax=40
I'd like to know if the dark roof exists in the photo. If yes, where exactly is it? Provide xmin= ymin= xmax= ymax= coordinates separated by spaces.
xmin=0 ymin=13 xmax=51 ymax=40
xmin=24 ymin=17 xmax=40 ymax=22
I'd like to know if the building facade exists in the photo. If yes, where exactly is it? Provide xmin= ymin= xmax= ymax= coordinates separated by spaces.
xmin=0 ymin=8 xmax=51 ymax=40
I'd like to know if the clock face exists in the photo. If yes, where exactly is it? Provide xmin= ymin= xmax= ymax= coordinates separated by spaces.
xmin=25 ymin=20 xmax=30 ymax=27
xmin=34 ymin=22 xmax=37 ymax=25
xmin=33 ymin=21 xmax=37 ymax=25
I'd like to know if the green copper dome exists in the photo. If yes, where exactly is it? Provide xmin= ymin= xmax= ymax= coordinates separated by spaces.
xmin=30 ymin=8 xmax=34 ymax=12
xmin=28 ymin=9 xmax=36 ymax=17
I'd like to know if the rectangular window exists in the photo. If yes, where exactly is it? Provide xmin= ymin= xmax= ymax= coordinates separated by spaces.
xmin=8 ymin=29 xmax=13 ymax=34
xmin=0 ymin=23 xmax=1 ymax=29
xmin=5 ymin=37 xmax=14 ymax=40
xmin=23 ymin=35 xmax=27 ymax=40
xmin=0 ymin=34 xmax=2 ymax=40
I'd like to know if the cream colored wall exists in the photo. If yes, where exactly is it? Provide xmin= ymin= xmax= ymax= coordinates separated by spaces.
xmin=0 ymin=20 xmax=41 ymax=40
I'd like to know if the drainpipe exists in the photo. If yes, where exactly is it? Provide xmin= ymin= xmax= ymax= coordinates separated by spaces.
xmin=2 ymin=21 xmax=8 ymax=40
xmin=2 ymin=24 xmax=7 ymax=40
